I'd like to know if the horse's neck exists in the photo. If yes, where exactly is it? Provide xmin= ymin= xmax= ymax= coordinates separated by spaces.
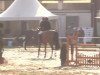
xmin=73 ymin=31 xmax=79 ymax=39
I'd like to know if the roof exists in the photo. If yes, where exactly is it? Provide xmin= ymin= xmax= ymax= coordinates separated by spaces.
xmin=41 ymin=0 xmax=91 ymax=3
xmin=0 ymin=0 xmax=57 ymax=21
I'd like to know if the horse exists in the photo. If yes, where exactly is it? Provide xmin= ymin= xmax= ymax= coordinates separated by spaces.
xmin=66 ymin=31 xmax=79 ymax=61
xmin=38 ymin=30 xmax=60 ymax=58
xmin=23 ymin=29 xmax=38 ymax=50
xmin=19 ymin=29 xmax=59 ymax=58
xmin=14 ymin=29 xmax=38 ymax=50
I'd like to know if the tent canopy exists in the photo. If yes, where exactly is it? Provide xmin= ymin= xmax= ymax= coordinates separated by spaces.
xmin=0 ymin=0 xmax=57 ymax=21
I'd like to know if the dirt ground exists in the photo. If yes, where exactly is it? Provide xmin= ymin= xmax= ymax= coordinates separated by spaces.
xmin=0 ymin=47 xmax=100 ymax=75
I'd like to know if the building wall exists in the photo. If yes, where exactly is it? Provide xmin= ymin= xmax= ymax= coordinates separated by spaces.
xmin=96 ymin=0 xmax=100 ymax=37
xmin=55 ymin=11 xmax=91 ymax=37
xmin=63 ymin=3 xmax=90 ymax=10
xmin=97 ymin=21 xmax=100 ymax=36
xmin=0 ymin=1 xmax=92 ymax=38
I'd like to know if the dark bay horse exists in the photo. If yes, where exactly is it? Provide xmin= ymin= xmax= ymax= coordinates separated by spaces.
xmin=23 ymin=29 xmax=59 ymax=58
xmin=38 ymin=30 xmax=60 ymax=58
xmin=23 ymin=29 xmax=38 ymax=50
xmin=15 ymin=30 xmax=38 ymax=49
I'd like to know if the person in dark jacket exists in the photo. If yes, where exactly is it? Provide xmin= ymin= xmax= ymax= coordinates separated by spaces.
xmin=38 ymin=17 xmax=51 ymax=43
xmin=39 ymin=17 xmax=51 ymax=31
xmin=78 ymin=27 xmax=85 ymax=43
xmin=60 ymin=43 xmax=67 ymax=66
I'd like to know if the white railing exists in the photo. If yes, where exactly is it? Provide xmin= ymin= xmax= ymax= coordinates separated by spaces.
xmin=59 ymin=37 xmax=100 ymax=44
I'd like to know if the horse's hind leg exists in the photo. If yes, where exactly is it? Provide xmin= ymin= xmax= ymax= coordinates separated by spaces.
xmin=50 ymin=49 xmax=53 ymax=59
xmin=37 ymin=43 xmax=41 ymax=58
xmin=44 ymin=44 xmax=47 ymax=58
xmin=23 ymin=41 xmax=27 ymax=50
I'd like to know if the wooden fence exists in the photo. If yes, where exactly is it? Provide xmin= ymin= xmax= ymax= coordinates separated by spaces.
xmin=76 ymin=49 xmax=100 ymax=67
xmin=62 ymin=43 xmax=100 ymax=67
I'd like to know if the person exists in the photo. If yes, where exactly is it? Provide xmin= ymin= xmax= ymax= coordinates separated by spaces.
xmin=0 ymin=23 xmax=4 ymax=64
xmin=38 ymin=17 xmax=51 ymax=43
xmin=39 ymin=17 xmax=51 ymax=31
xmin=78 ymin=27 xmax=85 ymax=43
xmin=60 ymin=43 xmax=67 ymax=66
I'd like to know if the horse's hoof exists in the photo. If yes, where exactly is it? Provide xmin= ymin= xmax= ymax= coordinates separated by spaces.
xmin=44 ymin=56 xmax=46 ymax=58
xmin=49 ymin=57 xmax=52 ymax=59
xmin=25 ymin=48 xmax=27 ymax=50
xmin=37 ymin=56 xmax=39 ymax=58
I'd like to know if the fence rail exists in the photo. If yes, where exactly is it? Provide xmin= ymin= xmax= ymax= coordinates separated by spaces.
xmin=76 ymin=48 xmax=100 ymax=67
xmin=59 ymin=37 xmax=100 ymax=44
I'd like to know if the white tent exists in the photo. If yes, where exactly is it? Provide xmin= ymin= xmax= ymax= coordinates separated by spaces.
xmin=0 ymin=0 xmax=57 ymax=21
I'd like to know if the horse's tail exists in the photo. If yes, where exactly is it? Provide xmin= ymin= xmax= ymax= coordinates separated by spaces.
xmin=54 ymin=32 xmax=60 ymax=50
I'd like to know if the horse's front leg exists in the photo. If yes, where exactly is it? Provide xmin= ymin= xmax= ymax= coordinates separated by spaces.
xmin=71 ymin=44 xmax=74 ymax=61
xmin=37 ymin=43 xmax=41 ymax=58
xmin=50 ymin=44 xmax=54 ymax=59
xmin=23 ymin=41 xmax=27 ymax=50
xmin=44 ymin=44 xmax=47 ymax=58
